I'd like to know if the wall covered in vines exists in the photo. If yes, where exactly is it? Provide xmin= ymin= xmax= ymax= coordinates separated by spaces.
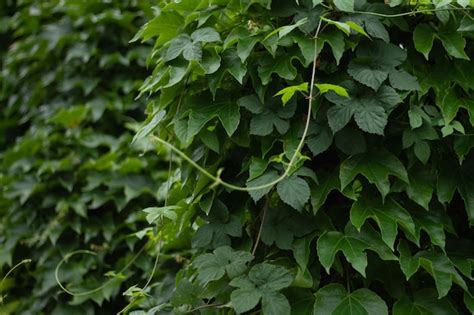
xmin=0 ymin=1 xmax=172 ymax=314
xmin=130 ymin=0 xmax=474 ymax=314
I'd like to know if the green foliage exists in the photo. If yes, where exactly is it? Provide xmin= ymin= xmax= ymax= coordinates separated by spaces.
xmin=130 ymin=0 xmax=474 ymax=314
xmin=2 ymin=0 xmax=474 ymax=314
xmin=0 ymin=1 xmax=176 ymax=314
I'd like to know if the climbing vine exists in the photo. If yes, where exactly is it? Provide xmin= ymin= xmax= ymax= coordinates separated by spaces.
xmin=131 ymin=0 xmax=474 ymax=314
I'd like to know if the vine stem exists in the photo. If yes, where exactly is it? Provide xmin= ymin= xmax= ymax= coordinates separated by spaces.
xmin=352 ymin=6 xmax=472 ymax=18
xmin=152 ymin=17 xmax=324 ymax=194
xmin=54 ymin=247 xmax=145 ymax=297
xmin=251 ymin=196 xmax=269 ymax=257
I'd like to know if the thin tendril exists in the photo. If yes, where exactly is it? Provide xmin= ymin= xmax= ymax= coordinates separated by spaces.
xmin=152 ymin=17 xmax=324 ymax=193
xmin=352 ymin=6 xmax=472 ymax=18
xmin=1 ymin=259 xmax=32 ymax=305
xmin=55 ymin=246 xmax=145 ymax=297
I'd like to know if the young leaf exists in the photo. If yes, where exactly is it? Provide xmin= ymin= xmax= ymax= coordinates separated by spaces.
xmin=315 ymin=83 xmax=349 ymax=97
xmin=274 ymin=82 xmax=308 ymax=105
xmin=142 ymin=206 xmax=180 ymax=224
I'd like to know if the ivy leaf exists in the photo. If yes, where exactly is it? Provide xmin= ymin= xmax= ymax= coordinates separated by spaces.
xmin=258 ymin=54 xmax=297 ymax=85
xmin=261 ymin=291 xmax=291 ymax=315
xmin=247 ymin=170 xmax=280 ymax=202
xmin=313 ymin=284 xmax=388 ymax=315
xmin=191 ymin=27 xmax=221 ymax=43
xmin=398 ymin=243 xmax=469 ymax=298
xmin=437 ymin=160 xmax=474 ymax=225
xmin=185 ymin=96 xmax=241 ymax=141
xmin=315 ymin=83 xmax=349 ymax=97
xmin=438 ymin=32 xmax=470 ymax=60
xmin=132 ymin=110 xmax=166 ymax=144
xmin=142 ymin=206 xmax=180 ymax=224
xmin=316 ymin=28 xmax=345 ymax=64
xmin=230 ymin=263 xmax=294 ymax=314
xmin=317 ymin=225 xmax=397 ymax=277
xmin=274 ymin=82 xmax=308 ymax=105
xmin=261 ymin=208 xmax=316 ymax=250
xmin=389 ymin=70 xmax=421 ymax=91
xmin=333 ymin=0 xmax=354 ymax=12
xmin=241 ymin=96 xmax=296 ymax=136
xmin=393 ymin=289 xmax=458 ymax=315
xmin=340 ymin=150 xmax=409 ymax=200
xmin=326 ymin=104 xmax=354 ymax=133
xmin=350 ymin=195 xmax=416 ymax=249
xmin=347 ymin=62 xmax=388 ymax=90
xmin=133 ymin=11 xmax=183 ymax=44
xmin=311 ymin=172 xmax=339 ymax=214
xmin=352 ymin=99 xmax=388 ymax=135
xmin=277 ymin=175 xmax=311 ymax=211
xmin=193 ymin=246 xmax=253 ymax=284
xmin=413 ymin=24 xmax=435 ymax=59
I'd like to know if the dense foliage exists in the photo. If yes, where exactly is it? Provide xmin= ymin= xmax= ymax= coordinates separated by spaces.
xmin=0 ymin=1 xmax=173 ymax=314
xmin=130 ymin=0 xmax=474 ymax=314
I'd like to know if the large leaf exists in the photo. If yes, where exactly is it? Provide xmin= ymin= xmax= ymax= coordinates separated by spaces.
xmin=340 ymin=150 xmax=409 ymax=200
xmin=398 ymin=242 xmax=469 ymax=298
xmin=313 ymin=284 xmax=388 ymax=315
xmin=350 ymin=196 xmax=416 ymax=249
xmin=317 ymin=225 xmax=397 ymax=277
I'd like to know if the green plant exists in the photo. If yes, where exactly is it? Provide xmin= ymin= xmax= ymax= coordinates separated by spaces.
xmin=131 ymin=0 xmax=474 ymax=314
xmin=0 ymin=1 xmax=177 ymax=314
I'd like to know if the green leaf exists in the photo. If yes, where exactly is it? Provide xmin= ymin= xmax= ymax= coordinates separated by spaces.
xmin=182 ymin=41 xmax=202 ymax=61
xmin=340 ymin=150 xmax=409 ymax=200
xmin=350 ymin=196 xmax=416 ymax=249
xmin=393 ymin=289 xmax=458 ymax=315
xmin=133 ymin=11 xmax=183 ymax=44
xmin=389 ymin=70 xmax=421 ymax=91
xmin=193 ymin=246 xmax=253 ymax=284
xmin=132 ymin=110 xmax=166 ymax=144
xmin=249 ymin=263 xmax=294 ymax=291
xmin=262 ymin=291 xmax=291 ymax=315
xmin=185 ymin=96 xmax=241 ymax=141
xmin=247 ymin=171 xmax=280 ymax=202
xmin=438 ymin=32 xmax=470 ymax=60
xmin=414 ymin=141 xmax=430 ymax=164
xmin=142 ymin=206 xmax=180 ymax=224
xmin=230 ymin=263 xmax=294 ymax=314
xmin=398 ymin=243 xmax=469 ymax=298
xmin=231 ymin=288 xmax=261 ymax=313
xmin=275 ymin=82 xmax=308 ymax=105
xmin=317 ymin=29 xmax=345 ymax=64
xmin=347 ymin=62 xmax=388 ymax=90
xmin=327 ymin=104 xmax=354 ymax=133
xmin=315 ymin=83 xmax=349 ymax=97
xmin=191 ymin=27 xmax=221 ymax=43
xmin=277 ymin=175 xmax=311 ymax=211
xmin=311 ymin=172 xmax=339 ymax=214
xmin=333 ymin=0 xmax=354 ymax=12
xmin=352 ymin=99 xmax=388 ymax=135
xmin=413 ymin=24 xmax=435 ymax=59
xmin=313 ymin=284 xmax=388 ymax=315
xmin=317 ymin=225 xmax=397 ymax=276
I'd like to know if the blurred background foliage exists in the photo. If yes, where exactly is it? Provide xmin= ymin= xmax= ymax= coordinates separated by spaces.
xmin=0 ymin=1 xmax=183 ymax=314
